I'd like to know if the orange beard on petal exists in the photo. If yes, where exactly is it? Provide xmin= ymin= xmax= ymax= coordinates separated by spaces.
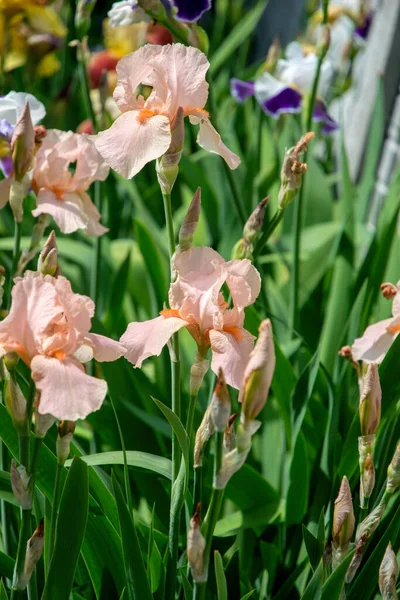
xmin=187 ymin=107 xmax=209 ymax=119
xmin=223 ymin=325 xmax=243 ymax=342
xmin=387 ymin=324 xmax=400 ymax=334
xmin=160 ymin=308 xmax=181 ymax=319
xmin=136 ymin=109 xmax=160 ymax=124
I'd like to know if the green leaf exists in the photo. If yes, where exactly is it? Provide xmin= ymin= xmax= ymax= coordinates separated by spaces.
xmin=112 ymin=472 xmax=152 ymax=600
xmin=302 ymin=525 xmax=323 ymax=572
xmin=286 ymin=432 xmax=309 ymax=526
xmin=240 ymin=592 xmax=255 ymax=600
xmin=209 ymin=0 xmax=267 ymax=75
xmin=0 ymin=549 xmax=14 ymax=580
xmin=152 ymin=396 xmax=189 ymax=487
xmin=180 ymin=568 xmax=193 ymax=600
xmin=42 ymin=457 xmax=89 ymax=600
xmin=134 ymin=219 xmax=168 ymax=310
xmin=0 ymin=580 xmax=8 ymax=600
xmin=66 ymin=451 xmax=172 ymax=480
xmin=300 ymin=560 xmax=323 ymax=600
xmin=214 ymin=550 xmax=228 ymax=600
xmin=321 ymin=549 xmax=355 ymax=600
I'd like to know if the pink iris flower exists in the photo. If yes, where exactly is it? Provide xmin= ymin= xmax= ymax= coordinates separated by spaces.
xmin=352 ymin=281 xmax=400 ymax=363
xmin=0 ymin=271 xmax=126 ymax=420
xmin=120 ymin=247 xmax=261 ymax=389
xmin=31 ymin=130 xmax=109 ymax=236
xmin=93 ymin=43 xmax=240 ymax=179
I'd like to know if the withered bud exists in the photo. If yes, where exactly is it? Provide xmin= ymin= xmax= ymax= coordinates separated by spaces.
xmin=264 ymin=37 xmax=281 ymax=73
xmin=15 ymin=520 xmax=45 ymax=589
xmin=215 ymin=420 xmax=261 ymax=489
xmin=360 ymin=453 xmax=375 ymax=505
xmin=187 ymin=503 xmax=207 ymax=583
xmin=356 ymin=500 xmax=386 ymax=543
xmin=243 ymin=197 xmax=268 ymax=244
xmin=224 ymin=413 xmax=238 ymax=452
xmin=379 ymin=542 xmax=399 ymax=600
xmin=35 ymin=406 xmax=56 ymax=439
xmin=359 ymin=363 xmax=381 ymax=436
xmin=4 ymin=373 xmax=28 ymax=435
xmin=11 ymin=103 xmax=35 ymax=182
xmin=345 ymin=533 xmax=368 ymax=583
xmin=332 ymin=476 xmax=355 ymax=549
xmin=387 ymin=442 xmax=400 ymax=495
xmin=323 ymin=541 xmax=332 ymax=566
xmin=278 ymin=132 xmax=315 ymax=209
xmin=194 ymin=405 xmax=215 ymax=468
xmin=34 ymin=125 xmax=47 ymax=152
xmin=240 ymin=319 xmax=275 ymax=423
xmin=57 ymin=420 xmax=76 ymax=466
xmin=338 ymin=345 xmax=353 ymax=360
xmin=381 ymin=282 xmax=398 ymax=300
xmin=179 ymin=187 xmax=201 ymax=252
xmin=210 ymin=369 xmax=231 ymax=432
xmin=11 ymin=460 xmax=32 ymax=510
xmin=38 ymin=230 xmax=59 ymax=277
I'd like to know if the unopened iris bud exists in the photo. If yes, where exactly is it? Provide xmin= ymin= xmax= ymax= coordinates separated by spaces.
xmin=359 ymin=363 xmax=381 ymax=436
xmin=187 ymin=503 xmax=207 ymax=583
xmin=34 ymin=125 xmax=47 ymax=151
xmin=345 ymin=534 xmax=367 ymax=583
xmin=194 ymin=405 xmax=214 ymax=468
xmin=57 ymin=420 xmax=76 ymax=466
xmin=240 ymin=319 xmax=275 ymax=423
xmin=216 ymin=420 xmax=260 ymax=489
xmin=4 ymin=352 xmax=20 ymax=372
xmin=15 ymin=520 xmax=45 ymax=589
xmin=179 ymin=188 xmax=201 ymax=253
xmin=4 ymin=374 xmax=28 ymax=436
xmin=11 ymin=461 xmax=32 ymax=510
xmin=379 ymin=542 xmax=398 ymax=600
xmin=360 ymin=453 xmax=375 ymax=506
xmin=156 ymin=106 xmax=185 ymax=195
xmin=210 ymin=370 xmax=231 ymax=432
xmin=386 ymin=442 xmax=400 ymax=494
xmin=332 ymin=476 xmax=355 ymax=550
xmin=75 ymin=0 xmax=96 ymax=40
xmin=11 ymin=102 xmax=35 ymax=183
xmin=381 ymin=282 xmax=398 ymax=300
xmin=278 ymin=132 xmax=315 ymax=210
xmin=231 ymin=238 xmax=253 ymax=261
xmin=38 ymin=230 xmax=59 ymax=277
xmin=10 ymin=177 xmax=29 ymax=223
xmin=243 ymin=198 xmax=268 ymax=244
xmin=356 ymin=501 xmax=385 ymax=543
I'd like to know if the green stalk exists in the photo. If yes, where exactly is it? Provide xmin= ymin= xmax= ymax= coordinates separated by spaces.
xmin=48 ymin=463 xmax=63 ymax=559
xmin=253 ymin=208 xmax=284 ymax=258
xmin=7 ymin=220 xmax=22 ymax=310
xmin=290 ymin=1 xmax=329 ymax=333
xmin=11 ymin=432 xmax=30 ymax=596
xmin=193 ymin=432 xmax=225 ymax=600
xmin=162 ymin=190 xmax=183 ymax=600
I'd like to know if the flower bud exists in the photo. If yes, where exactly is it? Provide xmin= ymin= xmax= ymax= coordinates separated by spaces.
xmin=179 ymin=188 xmax=201 ymax=253
xmin=15 ymin=520 xmax=45 ymax=589
xmin=332 ymin=476 xmax=355 ymax=550
xmin=387 ymin=442 xmax=400 ymax=495
xmin=380 ymin=282 xmax=398 ymax=300
xmin=345 ymin=534 xmax=367 ymax=583
xmin=75 ymin=0 xmax=96 ymax=40
xmin=215 ymin=420 xmax=260 ymax=489
xmin=3 ymin=352 xmax=20 ymax=372
xmin=34 ymin=125 xmax=47 ymax=152
xmin=4 ymin=374 xmax=28 ymax=436
xmin=190 ymin=353 xmax=209 ymax=397
xmin=379 ymin=543 xmax=398 ymax=600
xmin=359 ymin=363 xmax=381 ymax=436
xmin=11 ymin=103 xmax=34 ymax=183
xmin=156 ymin=107 xmax=184 ymax=195
xmin=187 ymin=503 xmax=207 ymax=583
xmin=194 ymin=405 xmax=214 ymax=468
xmin=356 ymin=500 xmax=386 ymax=543
xmin=360 ymin=453 xmax=375 ymax=506
xmin=278 ymin=132 xmax=315 ymax=210
xmin=11 ymin=461 xmax=32 ymax=510
xmin=231 ymin=238 xmax=253 ymax=260
xmin=210 ymin=370 xmax=231 ymax=432
xmin=35 ymin=408 xmax=56 ymax=439
xmin=57 ymin=420 xmax=76 ymax=466
xmin=240 ymin=319 xmax=275 ymax=423
xmin=10 ymin=176 xmax=29 ymax=223
xmin=243 ymin=198 xmax=268 ymax=244
xmin=38 ymin=230 xmax=59 ymax=277
xmin=224 ymin=413 xmax=238 ymax=452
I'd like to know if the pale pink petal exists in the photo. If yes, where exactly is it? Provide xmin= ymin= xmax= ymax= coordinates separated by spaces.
xmin=0 ymin=178 xmax=11 ymax=209
xmin=93 ymin=111 xmax=171 ymax=179
xmin=32 ymin=355 xmax=107 ymax=421
xmin=32 ymin=189 xmax=90 ymax=234
xmin=171 ymin=246 xmax=226 ymax=297
xmin=209 ymin=328 xmax=255 ymax=389
xmin=190 ymin=116 xmax=240 ymax=169
xmin=73 ymin=135 xmax=109 ymax=190
xmin=352 ymin=318 xmax=398 ymax=364
xmin=226 ymin=260 xmax=261 ymax=308
xmin=84 ymin=333 xmax=126 ymax=362
xmin=79 ymin=192 xmax=108 ymax=237
xmin=120 ymin=315 xmax=187 ymax=367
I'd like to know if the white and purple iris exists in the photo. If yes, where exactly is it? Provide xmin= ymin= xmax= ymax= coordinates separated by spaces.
xmin=108 ymin=0 xmax=211 ymax=26
xmin=231 ymin=43 xmax=338 ymax=134
xmin=0 ymin=92 xmax=46 ymax=178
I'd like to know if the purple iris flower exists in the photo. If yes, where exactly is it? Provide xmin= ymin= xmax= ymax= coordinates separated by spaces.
xmin=163 ymin=0 xmax=212 ymax=22
xmin=354 ymin=11 xmax=373 ymax=40
xmin=231 ymin=43 xmax=338 ymax=134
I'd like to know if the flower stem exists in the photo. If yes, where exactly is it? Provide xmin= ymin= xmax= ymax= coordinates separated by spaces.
xmin=7 ymin=220 xmax=22 ymax=311
xmin=290 ymin=2 xmax=329 ymax=333
xmin=253 ymin=208 xmax=284 ymax=258
xmin=193 ymin=432 xmax=225 ymax=600
xmin=48 ymin=463 xmax=63 ymax=559
xmin=90 ymin=181 xmax=102 ymax=307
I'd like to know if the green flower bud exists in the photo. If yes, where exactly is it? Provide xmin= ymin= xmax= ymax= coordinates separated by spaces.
xmin=359 ymin=363 xmax=381 ymax=436
xmin=4 ymin=373 xmax=28 ymax=436
xmin=179 ymin=188 xmax=201 ymax=253
xmin=332 ymin=476 xmax=355 ymax=550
